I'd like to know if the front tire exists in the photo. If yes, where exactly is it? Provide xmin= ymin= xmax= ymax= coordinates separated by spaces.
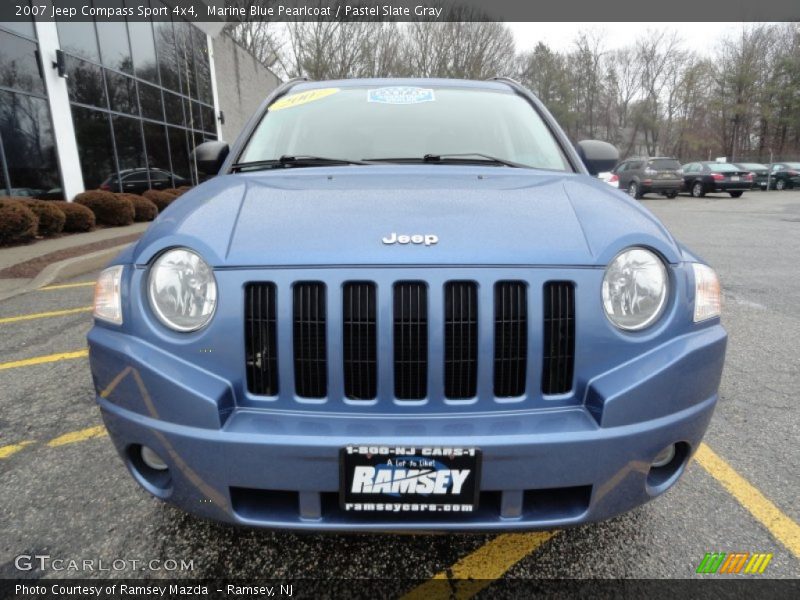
xmin=692 ymin=182 xmax=705 ymax=198
xmin=628 ymin=182 xmax=642 ymax=199
xmin=729 ymin=191 xmax=743 ymax=198
xmin=776 ymin=179 xmax=786 ymax=191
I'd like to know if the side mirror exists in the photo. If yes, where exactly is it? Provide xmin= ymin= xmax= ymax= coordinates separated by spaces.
xmin=576 ymin=140 xmax=619 ymax=176
xmin=192 ymin=141 xmax=229 ymax=177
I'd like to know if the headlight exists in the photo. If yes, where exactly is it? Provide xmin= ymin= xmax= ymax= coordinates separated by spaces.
xmin=602 ymin=248 xmax=668 ymax=331
xmin=93 ymin=265 xmax=124 ymax=325
xmin=148 ymin=248 xmax=217 ymax=332
xmin=692 ymin=263 xmax=721 ymax=322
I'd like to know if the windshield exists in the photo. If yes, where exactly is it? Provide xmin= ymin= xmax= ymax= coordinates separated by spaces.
xmin=240 ymin=85 xmax=571 ymax=171
xmin=738 ymin=163 xmax=766 ymax=169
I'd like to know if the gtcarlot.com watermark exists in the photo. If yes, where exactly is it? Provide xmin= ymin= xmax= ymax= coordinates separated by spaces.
xmin=14 ymin=554 xmax=194 ymax=573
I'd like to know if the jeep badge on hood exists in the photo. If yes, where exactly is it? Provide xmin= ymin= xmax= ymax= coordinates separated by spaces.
xmin=382 ymin=232 xmax=439 ymax=246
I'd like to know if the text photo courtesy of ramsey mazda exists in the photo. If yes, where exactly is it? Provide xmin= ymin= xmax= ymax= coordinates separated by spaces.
xmin=88 ymin=79 xmax=726 ymax=529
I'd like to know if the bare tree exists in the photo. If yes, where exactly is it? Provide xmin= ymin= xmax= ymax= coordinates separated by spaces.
xmin=221 ymin=16 xmax=800 ymax=161
xmin=400 ymin=19 xmax=515 ymax=79
xmin=222 ymin=0 xmax=284 ymax=68
xmin=516 ymin=42 xmax=574 ymax=131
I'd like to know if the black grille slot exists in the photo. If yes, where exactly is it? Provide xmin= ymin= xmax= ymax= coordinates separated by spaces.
xmin=444 ymin=281 xmax=478 ymax=399
xmin=245 ymin=283 xmax=279 ymax=396
xmin=494 ymin=281 xmax=527 ymax=397
xmin=293 ymin=282 xmax=327 ymax=398
xmin=394 ymin=282 xmax=427 ymax=400
xmin=542 ymin=282 xmax=575 ymax=395
xmin=343 ymin=282 xmax=377 ymax=400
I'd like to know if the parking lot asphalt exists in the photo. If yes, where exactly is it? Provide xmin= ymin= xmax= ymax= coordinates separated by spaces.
xmin=0 ymin=190 xmax=798 ymax=588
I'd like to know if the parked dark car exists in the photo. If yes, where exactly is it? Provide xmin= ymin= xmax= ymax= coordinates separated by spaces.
xmin=681 ymin=162 xmax=753 ymax=197
xmin=734 ymin=162 xmax=769 ymax=190
xmin=613 ymin=157 xmax=683 ymax=199
xmin=768 ymin=162 xmax=800 ymax=190
xmin=100 ymin=168 xmax=190 ymax=194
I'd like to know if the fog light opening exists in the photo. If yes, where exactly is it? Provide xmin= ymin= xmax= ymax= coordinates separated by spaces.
xmin=128 ymin=444 xmax=173 ymax=498
xmin=646 ymin=442 xmax=690 ymax=495
xmin=652 ymin=444 xmax=676 ymax=468
xmin=141 ymin=446 xmax=168 ymax=471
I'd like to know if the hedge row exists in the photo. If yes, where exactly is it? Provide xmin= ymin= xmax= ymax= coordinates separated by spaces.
xmin=0 ymin=199 xmax=39 ymax=245
xmin=60 ymin=202 xmax=96 ymax=232
xmin=143 ymin=189 xmax=178 ymax=212
xmin=0 ymin=186 xmax=189 ymax=246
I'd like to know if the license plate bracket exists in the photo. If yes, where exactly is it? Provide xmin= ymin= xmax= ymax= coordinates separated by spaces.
xmin=340 ymin=446 xmax=481 ymax=513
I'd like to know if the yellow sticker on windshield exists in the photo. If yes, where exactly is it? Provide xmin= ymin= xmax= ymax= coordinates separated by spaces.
xmin=269 ymin=88 xmax=340 ymax=111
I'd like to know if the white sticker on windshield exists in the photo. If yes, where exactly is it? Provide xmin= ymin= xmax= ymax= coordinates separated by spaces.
xmin=367 ymin=87 xmax=435 ymax=105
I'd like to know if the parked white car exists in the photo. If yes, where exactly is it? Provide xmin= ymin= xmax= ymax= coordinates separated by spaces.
xmin=597 ymin=171 xmax=619 ymax=188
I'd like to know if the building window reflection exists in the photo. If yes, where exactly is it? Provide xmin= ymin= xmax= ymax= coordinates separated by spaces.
xmin=0 ymin=23 xmax=63 ymax=199
xmin=55 ymin=4 xmax=216 ymax=193
xmin=71 ymin=106 xmax=116 ymax=191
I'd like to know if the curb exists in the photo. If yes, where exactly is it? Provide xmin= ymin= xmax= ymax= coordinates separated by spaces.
xmin=0 ymin=243 xmax=129 ymax=301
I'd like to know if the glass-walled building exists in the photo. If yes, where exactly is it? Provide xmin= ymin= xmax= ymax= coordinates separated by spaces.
xmin=0 ymin=18 xmax=60 ymax=197
xmin=0 ymin=0 xmax=230 ymax=201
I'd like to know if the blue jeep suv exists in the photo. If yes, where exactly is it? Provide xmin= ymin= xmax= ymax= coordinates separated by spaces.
xmin=88 ymin=78 xmax=727 ymax=531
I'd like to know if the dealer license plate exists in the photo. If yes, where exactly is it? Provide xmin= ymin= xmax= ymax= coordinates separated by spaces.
xmin=340 ymin=446 xmax=481 ymax=513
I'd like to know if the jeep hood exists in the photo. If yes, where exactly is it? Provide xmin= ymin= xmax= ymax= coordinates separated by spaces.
xmin=132 ymin=166 xmax=680 ymax=268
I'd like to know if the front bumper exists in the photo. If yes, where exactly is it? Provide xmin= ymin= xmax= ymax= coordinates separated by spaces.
xmin=89 ymin=324 xmax=726 ymax=531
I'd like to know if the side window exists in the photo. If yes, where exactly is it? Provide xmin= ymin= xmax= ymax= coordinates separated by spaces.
xmin=150 ymin=170 xmax=170 ymax=182
xmin=615 ymin=163 xmax=627 ymax=173
xmin=124 ymin=172 xmax=148 ymax=184
xmin=631 ymin=161 xmax=644 ymax=170
xmin=772 ymin=164 xmax=783 ymax=172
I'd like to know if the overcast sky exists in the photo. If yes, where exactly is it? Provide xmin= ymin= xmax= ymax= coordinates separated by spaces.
xmin=507 ymin=22 xmax=772 ymax=55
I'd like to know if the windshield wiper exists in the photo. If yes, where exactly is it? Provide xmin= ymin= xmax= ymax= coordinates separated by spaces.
xmin=231 ymin=155 xmax=372 ymax=172
xmin=423 ymin=153 xmax=526 ymax=168
xmin=364 ymin=153 xmax=526 ymax=168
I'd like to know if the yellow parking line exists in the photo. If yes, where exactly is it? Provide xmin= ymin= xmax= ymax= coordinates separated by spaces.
xmin=39 ymin=281 xmax=96 ymax=291
xmin=695 ymin=443 xmax=800 ymax=559
xmin=0 ymin=306 xmax=92 ymax=324
xmin=0 ymin=440 xmax=35 ymax=459
xmin=47 ymin=425 xmax=107 ymax=448
xmin=402 ymin=531 xmax=558 ymax=600
xmin=0 ymin=349 xmax=89 ymax=371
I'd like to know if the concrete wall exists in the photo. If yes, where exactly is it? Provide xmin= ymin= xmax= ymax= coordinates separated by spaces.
xmin=212 ymin=35 xmax=282 ymax=143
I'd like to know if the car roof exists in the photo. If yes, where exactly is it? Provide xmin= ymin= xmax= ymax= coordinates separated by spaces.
xmin=623 ymin=156 xmax=678 ymax=161
xmin=289 ymin=78 xmax=514 ymax=93
xmin=118 ymin=168 xmax=167 ymax=174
